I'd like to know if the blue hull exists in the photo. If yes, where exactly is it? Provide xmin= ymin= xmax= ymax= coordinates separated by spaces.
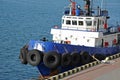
xmin=27 ymin=40 xmax=120 ymax=75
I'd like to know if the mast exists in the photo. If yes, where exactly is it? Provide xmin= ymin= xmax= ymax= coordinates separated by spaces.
xmin=69 ymin=0 xmax=76 ymax=16
xmin=84 ymin=0 xmax=91 ymax=16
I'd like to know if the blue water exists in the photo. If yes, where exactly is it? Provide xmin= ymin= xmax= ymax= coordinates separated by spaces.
xmin=0 ymin=0 xmax=120 ymax=80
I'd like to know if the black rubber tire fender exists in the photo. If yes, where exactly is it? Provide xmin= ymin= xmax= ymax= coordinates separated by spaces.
xmin=71 ymin=51 xmax=81 ymax=66
xmin=93 ymin=54 xmax=106 ymax=60
xmin=20 ymin=48 xmax=27 ymax=64
xmin=22 ymin=45 xmax=28 ymax=53
xmin=27 ymin=50 xmax=43 ymax=66
xmin=80 ymin=51 xmax=91 ymax=64
xmin=61 ymin=53 xmax=72 ymax=67
xmin=43 ymin=51 xmax=60 ymax=69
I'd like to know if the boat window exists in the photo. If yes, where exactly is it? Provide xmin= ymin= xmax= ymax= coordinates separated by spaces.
xmin=99 ymin=20 xmax=104 ymax=25
xmin=86 ymin=21 xmax=92 ymax=26
xmin=99 ymin=20 xmax=101 ymax=25
xmin=72 ymin=20 xmax=77 ymax=25
xmin=102 ymin=21 xmax=104 ymax=25
xmin=94 ymin=21 xmax=96 ymax=26
xmin=78 ymin=21 xmax=83 ymax=26
xmin=66 ymin=20 xmax=71 ymax=25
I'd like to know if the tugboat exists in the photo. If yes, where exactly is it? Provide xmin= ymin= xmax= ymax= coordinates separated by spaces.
xmin=19 ymin=0 xmax=120 ymax=77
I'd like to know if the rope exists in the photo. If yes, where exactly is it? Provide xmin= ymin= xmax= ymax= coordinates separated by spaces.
xmin=39 ymin=71 xmax=44 ymax=80
xmin=91 ymin=55 xmax=101 ymax=62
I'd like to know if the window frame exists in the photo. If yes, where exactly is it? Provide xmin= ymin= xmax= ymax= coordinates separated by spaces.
xmin=72 ymin=20 xmax=77 ymax=25
xmin=66 ymin=20 xmax=71 ymax=25
xmin=78 ymin=21 xmax=84 ymax=26
xmin=86 ymin=21 xmax=92 ymax=26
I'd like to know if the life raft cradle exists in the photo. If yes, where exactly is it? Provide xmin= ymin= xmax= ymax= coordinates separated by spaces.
xmin=38 ymin=53 xmax=120 ymax=80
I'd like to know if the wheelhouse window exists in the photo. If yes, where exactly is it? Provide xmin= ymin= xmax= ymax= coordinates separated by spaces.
xmin=72 ymin=20 xmax=77 ymax=25
xmin=94 ymin=21 xmax=96 ymax=26
xmin=66 ymin=20 xmax=71 ymax=25
xmin=102 ymin=21 xmax=104 ymax=25
xmin=86 ymin=21 xmax=92 ymax=26
xmin=99 ymin=20 xmax=102 ymax=25
xmin=78 ymin=21 xmax=83 ymax=26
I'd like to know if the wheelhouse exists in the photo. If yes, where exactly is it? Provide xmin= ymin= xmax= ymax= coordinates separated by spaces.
xmin=62 ymin=15 xmax=107 ymax=32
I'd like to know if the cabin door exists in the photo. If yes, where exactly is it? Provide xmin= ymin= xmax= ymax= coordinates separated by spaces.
xmin=97 ymin=19 xmax=99 ymax=31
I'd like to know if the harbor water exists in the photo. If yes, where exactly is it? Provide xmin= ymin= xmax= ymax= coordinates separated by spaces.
xmin=0 ymin=0 xmax=120 ymax=80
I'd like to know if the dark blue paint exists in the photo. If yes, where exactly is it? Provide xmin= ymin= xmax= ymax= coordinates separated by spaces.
xmin=0 ymin=0 xmax=120 ymax=80
xmin=28 ymin=40 xmax=120 ymax=75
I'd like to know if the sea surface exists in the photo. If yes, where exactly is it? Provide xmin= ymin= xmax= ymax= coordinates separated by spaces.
xmin=0 ymin=0 xmax=120 ymax=80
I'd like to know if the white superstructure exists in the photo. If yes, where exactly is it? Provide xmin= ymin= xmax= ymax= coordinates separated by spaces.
xmin=51 ymin=0 xmax=120 ymax=47
xmin=61 ymin=16 xmax=106 ymax=32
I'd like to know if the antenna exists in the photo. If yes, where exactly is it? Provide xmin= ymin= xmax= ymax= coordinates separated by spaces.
xmin=101 ymin=0 xmax=104 ymax=9
xmin=101 ymin=0 xmax=107 ymax=10
xmin=91 ymin=0 xmax=93 ymax=15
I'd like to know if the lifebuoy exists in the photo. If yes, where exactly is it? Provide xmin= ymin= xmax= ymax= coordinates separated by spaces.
xmin=65 ymin=40 xmax=71 ymax=44
xmin=61 ymin=53 xmax=71 ymax=67
xmin=20 ymin=48 xmax=27 ymax=64
xmin=43 ymin=51 xmax=60 ymax=69
xmin=71 ymin=51 xmax=81 ymax=66
xmin=27 ymin=50 xmax=43 ymax=66
xmin=80 ymin=51 xmax=91 ymax=64
xmin=93 ymin=54 xmax=106 ymax=60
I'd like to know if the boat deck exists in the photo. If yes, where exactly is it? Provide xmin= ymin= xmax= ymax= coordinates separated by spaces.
xmin=63 ymin=58 xmax=120 ymax=80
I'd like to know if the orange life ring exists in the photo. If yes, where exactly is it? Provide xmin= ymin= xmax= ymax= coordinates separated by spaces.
xmin=65 ymin=40 xmax=71 ymax=44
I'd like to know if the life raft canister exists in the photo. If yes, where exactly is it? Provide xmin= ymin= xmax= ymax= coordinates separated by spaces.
xmin=27 ymin=50 xmax=43 ymax=66
xmin=43 ymin=51 xmax=61 ymax=69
